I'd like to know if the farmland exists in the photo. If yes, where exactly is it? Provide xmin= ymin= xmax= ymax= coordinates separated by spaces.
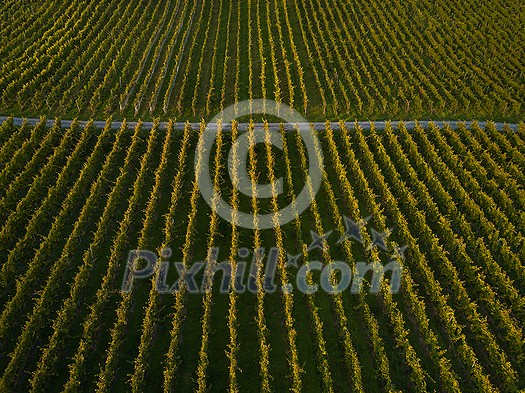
xmin=1 ymin=0 xmax=525 ymax=392
xmin=0 ymin=118 xmax=524 ymax=392
xmin=0 ymin=0 xmax=524 ymax=121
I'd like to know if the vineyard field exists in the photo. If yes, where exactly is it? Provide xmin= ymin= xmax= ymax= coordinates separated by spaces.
xmin=0 ymin=0 xmax=524 ymax=121
xmin=1 ymin=0 xmax=525 ymax=391
xmin=0 ymin=118 xmax=524 ymax=392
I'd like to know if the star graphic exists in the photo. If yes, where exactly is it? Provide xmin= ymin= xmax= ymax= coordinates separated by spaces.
xmin=391 ymin=245 xmax=408 ymax=260
xmin=337 ymin=215 xmax=372 ymax=244
xmin=286 ymin=253 xmax=301 ymax=268
xmin=367 ymin=228 xmax=392 ymax=252
xmin=308 ymin=230 xmax=332 ymax=252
